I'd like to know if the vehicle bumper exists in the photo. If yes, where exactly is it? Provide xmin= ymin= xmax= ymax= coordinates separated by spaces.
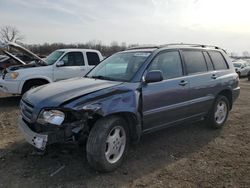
xmin=18 ymin=117 xmax=80 ymax=150
xmin=18 ymin=117 xmax=48 ymax=150
xmin=232 ymin=86 xmax=240 ymax=102
xmin=0 ymin=78 xmax=21 ymax=94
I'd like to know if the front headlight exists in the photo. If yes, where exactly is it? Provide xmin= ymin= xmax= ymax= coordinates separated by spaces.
xmin=37 ymin=110 xmax=65 ymax=126
xmin=5 ymin=72 xmax=19 ymax=79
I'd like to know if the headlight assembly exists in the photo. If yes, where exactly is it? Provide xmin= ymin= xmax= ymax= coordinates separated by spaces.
xmin=37 ymin=110 xmax=65 ymax=126
xmin=5 ymin=72 xmax=19 ymax=80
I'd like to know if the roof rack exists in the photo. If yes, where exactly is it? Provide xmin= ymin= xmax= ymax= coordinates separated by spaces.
xmin=127 ymin=45 xmax=160 ymax=50
xmin=126 ymin=43 xmax=227 ymax=53
xmin=160 ymin=43 xmax=222 ymax=50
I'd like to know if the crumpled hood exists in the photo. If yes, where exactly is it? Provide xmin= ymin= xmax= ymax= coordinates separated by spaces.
xmin=22 ymin=77 xmax=122 ymax=110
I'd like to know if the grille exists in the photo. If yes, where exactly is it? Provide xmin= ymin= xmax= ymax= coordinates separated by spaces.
xmin=20 ymin=99 xmax=34 ymax=123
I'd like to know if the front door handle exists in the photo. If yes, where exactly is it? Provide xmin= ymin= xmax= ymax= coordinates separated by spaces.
xmin=179 ymin=80 xmax=188 ymax=86
xmin=211 ymin=74 xmax=218 ymax=79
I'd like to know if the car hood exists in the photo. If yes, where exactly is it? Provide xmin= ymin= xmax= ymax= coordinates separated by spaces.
xmin=22 ymin=77 xmax=123 ymax=109
xmin=0 ymin=41 xmax=46 ymax=70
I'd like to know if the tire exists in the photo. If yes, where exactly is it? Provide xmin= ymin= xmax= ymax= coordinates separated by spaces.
xmin=206 ymin=95 xmax=230 ymax=129
xmin=22 ymin=80 xmax=48 ymax=94
xmin=86 ymin=116 xmax=129 ymax=172
xmin=237 ymin=71 xmax=241 ymax=78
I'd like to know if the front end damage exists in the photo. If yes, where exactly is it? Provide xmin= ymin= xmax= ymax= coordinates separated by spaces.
xmin=18 ymin=83 xmax=142 ymax=150
xmin=19 ymin=99 xmax=91 ymax=150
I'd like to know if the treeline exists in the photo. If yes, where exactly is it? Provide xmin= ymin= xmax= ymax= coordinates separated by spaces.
xmin=23 ymin=41 xmax=138 ymax=57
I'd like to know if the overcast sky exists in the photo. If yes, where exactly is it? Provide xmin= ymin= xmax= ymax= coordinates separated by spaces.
xmin=0 ymin=0 xmax=250 ymax=54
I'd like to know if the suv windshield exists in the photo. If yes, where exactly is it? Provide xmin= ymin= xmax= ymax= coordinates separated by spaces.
xmin=44 ymin=51 xmax=64 ymax=65
xmin=87 ymin=51 xmax=151 ymax=82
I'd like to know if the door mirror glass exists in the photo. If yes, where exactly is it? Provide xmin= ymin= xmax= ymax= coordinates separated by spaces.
xmin=144 ymin=70 xmax=163 ymax=83
xmin=56 ymin=60 xmax=65 ymax=67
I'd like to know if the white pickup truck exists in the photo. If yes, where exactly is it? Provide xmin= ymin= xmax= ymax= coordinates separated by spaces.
xmin=0 ymin=43 xmax=103 ymax=94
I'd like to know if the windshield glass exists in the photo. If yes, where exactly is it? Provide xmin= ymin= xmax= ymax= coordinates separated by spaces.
xmin=44 ymin=51 xmax=64 ymax=65
xmin=87 ymin=51 xmax=151 ymax=82
xmin=233 ymin=63 xmax=242 ymax=68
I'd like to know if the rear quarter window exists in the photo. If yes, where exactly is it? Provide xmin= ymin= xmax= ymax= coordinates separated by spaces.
xmin=208 ymin=51 xmax=228 ymax=70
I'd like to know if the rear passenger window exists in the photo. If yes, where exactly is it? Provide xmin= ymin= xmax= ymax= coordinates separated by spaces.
xmin=148 ymin=51 xmax=183 ymax=79
xmin=208 ymin=51 xmax=228 ymax=70
xmin=203 ymin=52 xmax=214 ymax=71
xmin=87 ymin=52 xmax=100 ymax=66
xmin=183 ymin=51 xmax=207 ymax=74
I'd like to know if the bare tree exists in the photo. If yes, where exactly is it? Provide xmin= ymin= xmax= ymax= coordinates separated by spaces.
xmin=0 ymin=25 xmax=24 ymax=43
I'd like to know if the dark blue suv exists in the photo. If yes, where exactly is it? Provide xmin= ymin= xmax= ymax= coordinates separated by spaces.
xmin=18 ymin=44 xmax=240 ymax=172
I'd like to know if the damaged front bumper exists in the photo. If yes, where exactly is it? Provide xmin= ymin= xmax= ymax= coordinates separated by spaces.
xmin=18 ymin=117 xmax=48 ymax=150
xmin=18 ymin=116 xmax=86 ymax=150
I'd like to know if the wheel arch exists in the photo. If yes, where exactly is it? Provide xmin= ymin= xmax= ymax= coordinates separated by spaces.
xmin=87 ymin=111 xmax=142 ymax=143
xmin=217 ymin=89 xmax=233 ymax=110
xmin=21 ymin=77 xmax=51 ymax=94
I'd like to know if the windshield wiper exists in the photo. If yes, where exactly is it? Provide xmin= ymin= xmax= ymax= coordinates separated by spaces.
xmin=91 ymin=75 xmax=116 ymax=81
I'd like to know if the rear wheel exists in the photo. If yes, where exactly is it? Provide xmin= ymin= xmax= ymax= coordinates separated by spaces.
xmin=86 ymin=116 xmax=129 ymax=172
xmin=206 ymin=95 xmax=229 ymax=129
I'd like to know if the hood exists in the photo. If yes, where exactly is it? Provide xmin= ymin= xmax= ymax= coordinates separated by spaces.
xmin=22 ymin=78 xmax=123 ymax=109
xmin=7 ymin=42 xmax=45 ymax=63
xmin=0 ymin=42 xmax=46 ymax=70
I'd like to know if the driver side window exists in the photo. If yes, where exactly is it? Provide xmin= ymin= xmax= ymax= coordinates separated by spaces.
xmin=148 ymin=51 xmax=183 ymax=79
xmin=61 ymin=52 xmax=85 ymax=66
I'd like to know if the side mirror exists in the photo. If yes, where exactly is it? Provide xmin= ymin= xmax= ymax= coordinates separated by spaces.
xmin=144 ymin=70 xmax=163 ymax=83
xmin=56 ymin=60 xmax=65 ymax=67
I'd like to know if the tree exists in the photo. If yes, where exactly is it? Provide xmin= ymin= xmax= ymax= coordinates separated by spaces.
xmin=0 ymin=25 xmax=24 ymax=43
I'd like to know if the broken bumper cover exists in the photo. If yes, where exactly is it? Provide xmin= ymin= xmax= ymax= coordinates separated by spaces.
xmin=18 ymin=117 xmax=48 ymax=150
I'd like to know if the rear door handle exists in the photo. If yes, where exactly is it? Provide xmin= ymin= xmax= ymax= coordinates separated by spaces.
xmin=211 ymin=74 xmax=218 ymax=79
xmin=179 ymin=80 xmax=188 ymax=86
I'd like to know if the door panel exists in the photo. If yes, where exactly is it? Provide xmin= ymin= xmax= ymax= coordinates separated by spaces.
xmin=142 ymin=50 xmax=189 ymax=132
xmin=142 ymin=78 xmax=189 ymax=131
xmin=182 ymin=50 xmax=217 ymax=117
xmin=186 ymin=72 xmax=217 ymax=117
xmin=53 ymin=52 xmax=86 ymax=81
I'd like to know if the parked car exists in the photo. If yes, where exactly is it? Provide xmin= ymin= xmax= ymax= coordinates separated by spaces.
xmin=233 ymin=60 xmax=250 ymax=77
xmin=0 ymin=44 xmax=103 ymax=94
xmin=18 ymin=44 xmax=240 ymax=172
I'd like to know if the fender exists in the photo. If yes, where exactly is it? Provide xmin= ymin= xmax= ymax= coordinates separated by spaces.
xmin=66 ymin=85 xmax=143 ymax=142
xmin=18 ymin=76 xmax=53 ymax=94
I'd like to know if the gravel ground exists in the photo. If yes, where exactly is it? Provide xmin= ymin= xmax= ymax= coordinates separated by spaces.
xmin=0 ymin=79 xmax=249 ymax=188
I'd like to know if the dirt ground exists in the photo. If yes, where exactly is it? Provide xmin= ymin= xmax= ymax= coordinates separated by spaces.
xmin=0 ymin=79 xmax=249 ymax=188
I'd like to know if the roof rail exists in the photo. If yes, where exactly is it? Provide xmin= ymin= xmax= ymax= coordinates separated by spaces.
xmin=127 ymin=45 xmax=160 ymax=50
xmin=127 ymin=43 xmax=227 ymax=53
xmin=160 ymin=43 xmax=227 ymax=53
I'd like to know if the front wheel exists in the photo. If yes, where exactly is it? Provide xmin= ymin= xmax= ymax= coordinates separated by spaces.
xmin=86 ymin=116 xmax=129 ymax=172
xmin=206 ymin=95 xmax=229 ymax=129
